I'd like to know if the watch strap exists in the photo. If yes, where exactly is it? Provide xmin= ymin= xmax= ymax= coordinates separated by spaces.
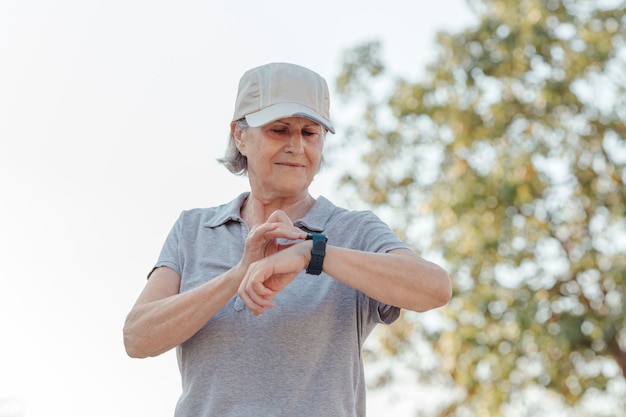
xmin=305 ymin=233 xmax=327 ymax=275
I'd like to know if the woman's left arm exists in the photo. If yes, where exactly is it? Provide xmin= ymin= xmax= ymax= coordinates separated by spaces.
xmin=324 ymin=246 xmax=452 ymax=312
xmin=238 ymin=242 xmax=452 ymax=315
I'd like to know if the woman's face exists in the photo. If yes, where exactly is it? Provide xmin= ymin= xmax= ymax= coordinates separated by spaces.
xmin=234 ymin=116 xmax=325 ymax=200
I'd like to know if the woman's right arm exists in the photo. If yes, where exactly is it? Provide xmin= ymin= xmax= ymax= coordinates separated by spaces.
xmin=123 ymin=209 xmax=306 ymax=358
xmin=123 ymin=263 xmax=245 ymax=358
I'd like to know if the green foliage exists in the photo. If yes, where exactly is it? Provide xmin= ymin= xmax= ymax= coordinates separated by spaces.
xmin=335 ymin=0 xmax=626 ymax=415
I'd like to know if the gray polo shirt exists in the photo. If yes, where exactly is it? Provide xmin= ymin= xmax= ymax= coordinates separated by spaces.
xmin=154 ymin=193 xmax=409 ymax=417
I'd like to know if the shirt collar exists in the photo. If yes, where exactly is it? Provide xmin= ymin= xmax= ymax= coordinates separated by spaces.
xmin=203 ymin=192 xmax=337 ymax=232
xmin=293 ymin=196 xmax=336 ymax=233
xmin=202 ymin=192 xmax=248 ymax=228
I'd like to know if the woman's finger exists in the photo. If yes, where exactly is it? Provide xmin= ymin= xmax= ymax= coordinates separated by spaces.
xmin=238 ymin=262 xmax=277 ymax=315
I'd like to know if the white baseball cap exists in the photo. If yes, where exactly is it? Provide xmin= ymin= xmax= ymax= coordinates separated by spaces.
xmin=231 ymin=62 xmax=335 ymax=134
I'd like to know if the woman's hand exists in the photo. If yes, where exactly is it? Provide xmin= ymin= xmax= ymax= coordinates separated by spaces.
xmin=237 ymin=210 xmax=307 ymax=275
xmin=237 ymin=240 xmax=311 ymax=316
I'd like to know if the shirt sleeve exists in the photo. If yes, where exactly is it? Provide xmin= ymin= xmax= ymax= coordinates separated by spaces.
xmin=336 ymin=209 xmax=409 ymax=325
xmin=147 ymin=212 xmax=183 ymax=278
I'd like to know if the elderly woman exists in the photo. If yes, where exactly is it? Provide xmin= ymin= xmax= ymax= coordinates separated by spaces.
xmin=124 ymin=62 xmax=451 ymax=417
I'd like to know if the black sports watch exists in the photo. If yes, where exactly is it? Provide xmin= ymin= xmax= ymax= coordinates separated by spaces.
xmin=305 ymin=233 xmax=328 ymax=275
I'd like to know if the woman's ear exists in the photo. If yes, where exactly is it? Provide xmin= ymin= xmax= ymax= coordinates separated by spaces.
xmin=231 ymin=121 xmax=246 ymax=156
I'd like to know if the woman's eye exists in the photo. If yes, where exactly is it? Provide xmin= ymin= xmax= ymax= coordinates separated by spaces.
xmin=271 ymin=129 xmax=287 ymax=134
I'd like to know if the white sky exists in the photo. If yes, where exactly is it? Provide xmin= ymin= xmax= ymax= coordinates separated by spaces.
xmin=0 ymin=1 xmax=474 ymax=416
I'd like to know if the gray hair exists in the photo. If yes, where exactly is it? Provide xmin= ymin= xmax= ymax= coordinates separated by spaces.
xmin=218 ymin=119 xmax=250 ymax=175
xmin=217 ymin=118 xmax=327 ymax=176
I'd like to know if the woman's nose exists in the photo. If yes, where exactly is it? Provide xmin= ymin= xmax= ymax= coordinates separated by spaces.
xmin=284 ymin=133 xmax=304 ymax=153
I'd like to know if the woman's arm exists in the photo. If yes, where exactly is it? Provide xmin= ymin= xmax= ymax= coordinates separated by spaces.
xmin=238 ymin=242 xmax=452 ymax=315
xmin=123 ymin=264 xmax=244 ymax=358
xmin=123 ymin=210 xmax=307 ymax=358
xmin=324 ymin=246 xmax=451 ymax=312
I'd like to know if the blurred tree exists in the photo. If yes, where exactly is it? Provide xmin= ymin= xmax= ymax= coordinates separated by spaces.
xmin=334 ymin=0 xmax=626 ymax=416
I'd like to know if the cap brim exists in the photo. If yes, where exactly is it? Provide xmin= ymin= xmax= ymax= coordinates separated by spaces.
xmin=245 ymin=103 xmax=335 ymax=134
